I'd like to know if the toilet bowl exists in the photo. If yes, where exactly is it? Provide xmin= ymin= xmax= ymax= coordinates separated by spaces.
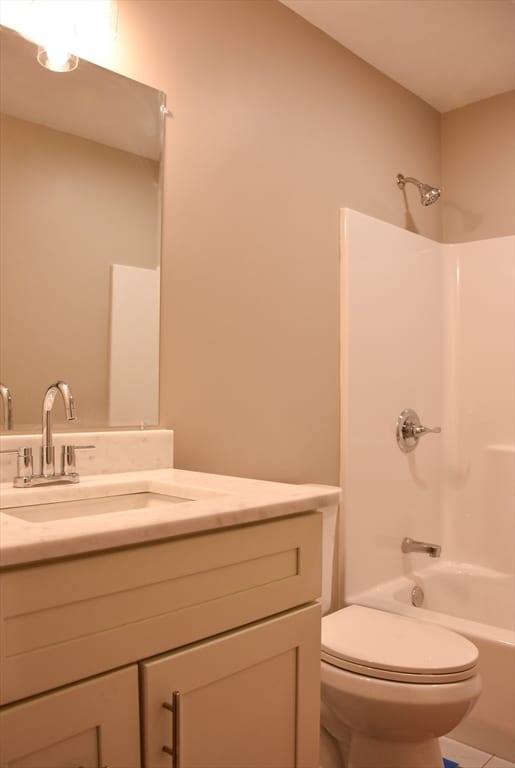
xmin=320 ymin=605 xmax=481 ymax=768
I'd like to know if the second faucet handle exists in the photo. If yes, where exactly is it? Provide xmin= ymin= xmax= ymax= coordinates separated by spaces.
xmin=61 ymin=444 xmax=96 ymax=476
xmin=1 ymin=447 xmax=33 ymax=486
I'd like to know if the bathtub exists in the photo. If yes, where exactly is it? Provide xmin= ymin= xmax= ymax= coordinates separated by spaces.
xmin=349 ymin=561 xmax=515 ymax=761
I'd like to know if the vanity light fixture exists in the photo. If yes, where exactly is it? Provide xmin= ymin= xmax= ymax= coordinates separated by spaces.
xmin=1 ymin=0 xmax=117 ymax=72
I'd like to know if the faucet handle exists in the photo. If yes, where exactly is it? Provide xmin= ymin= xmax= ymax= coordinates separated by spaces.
xmin=396 ymin=409 xmax=441 ymax=452
xmin=61 ymin=444 xmax=95 ymax=476
xmin=1 ymin=447 xmax=33 ymax=486
xmin=412 ymin=424 xmax=441 ymax=437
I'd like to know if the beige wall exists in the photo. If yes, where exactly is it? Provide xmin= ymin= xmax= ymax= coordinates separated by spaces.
xmin=101 ymin=0 xmax=441 ymax=484
xmin=0 ymin=114 xmax=159 ymax=428
xmin=441 ymin=90 xmax=515 ymax=243
xmin=6 ymin=2 xmax=512 ymax=483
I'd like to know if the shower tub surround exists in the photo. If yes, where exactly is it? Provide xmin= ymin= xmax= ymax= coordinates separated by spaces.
xmin=340 ymin=210 xmax=515 ymax=760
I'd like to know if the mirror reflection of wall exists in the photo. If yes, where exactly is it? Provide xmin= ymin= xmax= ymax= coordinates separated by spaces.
xmin=0 ymin=25 xmax=165 ymax=432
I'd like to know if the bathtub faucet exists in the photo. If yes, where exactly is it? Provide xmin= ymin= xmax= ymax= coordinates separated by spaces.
xmin=402 ymin=537 xmax=441 ymax=558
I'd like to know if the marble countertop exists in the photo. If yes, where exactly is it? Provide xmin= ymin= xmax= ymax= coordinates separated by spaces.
xmin=0 ymin=468 xmax=340 ymax=568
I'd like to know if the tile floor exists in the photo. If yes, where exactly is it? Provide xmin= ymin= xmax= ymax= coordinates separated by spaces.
xmin=441 ymin=737 xmax=515 ymax=768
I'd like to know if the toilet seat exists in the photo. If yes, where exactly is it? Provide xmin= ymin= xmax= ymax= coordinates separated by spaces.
xmin=321 ymin=605 xmax=479 ymax=684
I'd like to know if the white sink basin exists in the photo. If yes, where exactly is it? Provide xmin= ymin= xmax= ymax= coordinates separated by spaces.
xmin=2 ymin=491 xmax=193 ymax=523
xmin=0 ymin=474 xmax=227 ymax=524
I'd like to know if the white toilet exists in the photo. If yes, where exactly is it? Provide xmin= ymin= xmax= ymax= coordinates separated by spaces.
xmin=319 ymin=510 xmax=482 ymax=768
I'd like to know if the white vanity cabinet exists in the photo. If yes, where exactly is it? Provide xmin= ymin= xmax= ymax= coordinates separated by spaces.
xmin=0 ymin=511 xmax=322 ymax=768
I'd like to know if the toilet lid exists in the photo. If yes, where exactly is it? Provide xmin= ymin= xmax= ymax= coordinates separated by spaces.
xmin=321 ymin=605 xmax=479 ymax=683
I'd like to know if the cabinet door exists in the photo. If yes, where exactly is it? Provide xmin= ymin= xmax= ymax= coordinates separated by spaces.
xmin=140 ymin=604 xmax=321 ymax=768
xmin=0 ymin=666 xmax=140 ymax=768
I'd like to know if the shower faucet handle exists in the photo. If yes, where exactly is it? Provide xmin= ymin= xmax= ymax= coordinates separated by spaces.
xmin=396 ymin=409 xmax=441 ymax=453
xmin=412 ymin=424 xmax=441 ymax=437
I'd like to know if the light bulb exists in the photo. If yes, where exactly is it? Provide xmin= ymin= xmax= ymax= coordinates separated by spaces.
xmin=37 ymin=45 xmax=78 ymax=72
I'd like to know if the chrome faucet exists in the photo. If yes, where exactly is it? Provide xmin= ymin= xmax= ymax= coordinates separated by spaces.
xmin=41 ymin=380 xmax=77 ymax=477
xmin=2 ymin=381 xmax=94 ymax=488
xmin=402 ymin=537 xmax=441 ymax=558
xmin=0 ymin=382 xmax=14 ymax=430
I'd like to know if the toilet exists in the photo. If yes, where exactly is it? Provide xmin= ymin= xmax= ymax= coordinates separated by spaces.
xmin=319 ymin=510 xmax=482 ymax=768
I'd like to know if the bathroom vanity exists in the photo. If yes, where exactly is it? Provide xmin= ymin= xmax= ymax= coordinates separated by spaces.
xmin=0 ymin=434 xmax=339 ymax=768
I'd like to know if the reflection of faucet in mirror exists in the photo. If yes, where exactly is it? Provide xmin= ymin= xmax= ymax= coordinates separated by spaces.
xmin=41 ymin=381 xmax=77 ymax=477
xmin=0 ymin=383 xmax=14 ymax=430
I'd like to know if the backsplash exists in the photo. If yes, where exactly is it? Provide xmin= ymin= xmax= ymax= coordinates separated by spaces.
xmin=0 ymin=429 xmax=173 ymax=484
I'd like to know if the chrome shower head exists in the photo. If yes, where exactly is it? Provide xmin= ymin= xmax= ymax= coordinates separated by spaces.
xmin=397 ymin=174 xmax=441 ymax=206
xmin=419 ymin=183 xmax=441 ymax=206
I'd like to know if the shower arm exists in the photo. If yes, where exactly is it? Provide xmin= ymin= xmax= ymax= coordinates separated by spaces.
xmin=397 ymin=174 xmax=422 ymax=190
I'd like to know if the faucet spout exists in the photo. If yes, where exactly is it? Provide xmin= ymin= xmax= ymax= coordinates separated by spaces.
xmin=402 ymin=537 xmax=441 ymax=558
xmin=41 ymin=381 xmax=77 ymax=476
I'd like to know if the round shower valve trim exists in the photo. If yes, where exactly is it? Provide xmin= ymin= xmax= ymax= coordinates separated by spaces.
xmin=396 ymin=408 xmax=441 ymax=452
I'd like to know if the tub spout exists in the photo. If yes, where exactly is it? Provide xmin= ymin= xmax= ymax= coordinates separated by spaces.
xmin=402 ymin=537 xmax=441 ymax=558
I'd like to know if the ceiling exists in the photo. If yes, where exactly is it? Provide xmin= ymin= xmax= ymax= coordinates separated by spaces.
xmin=278 ymin=0 xmax=515 ymax=113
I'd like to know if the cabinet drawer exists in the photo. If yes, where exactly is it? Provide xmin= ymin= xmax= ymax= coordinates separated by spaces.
xmin=0 ymin=512 xmax=321 ymax=703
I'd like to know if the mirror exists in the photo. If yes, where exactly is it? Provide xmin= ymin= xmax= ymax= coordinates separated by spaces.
xmin=0 ymin=25 xmax=165 ymax=432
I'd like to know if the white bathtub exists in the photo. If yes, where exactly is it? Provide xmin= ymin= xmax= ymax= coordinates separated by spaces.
xmin=349 ymin=561 xmax=515 ymax=761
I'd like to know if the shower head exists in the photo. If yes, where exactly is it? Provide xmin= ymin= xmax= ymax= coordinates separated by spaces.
xmin=419 ymin=183 xmax=441 ymax=206
xmin=397 ymin=174 xmax=441 ymax=206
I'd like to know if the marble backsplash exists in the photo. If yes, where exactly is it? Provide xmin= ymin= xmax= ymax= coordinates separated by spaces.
xmin=0 ymin=429 xmax=174 ymax=484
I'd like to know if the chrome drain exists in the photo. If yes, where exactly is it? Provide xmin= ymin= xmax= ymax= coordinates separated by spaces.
xmin=411 ymin=585 xmax=424 ymax=607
